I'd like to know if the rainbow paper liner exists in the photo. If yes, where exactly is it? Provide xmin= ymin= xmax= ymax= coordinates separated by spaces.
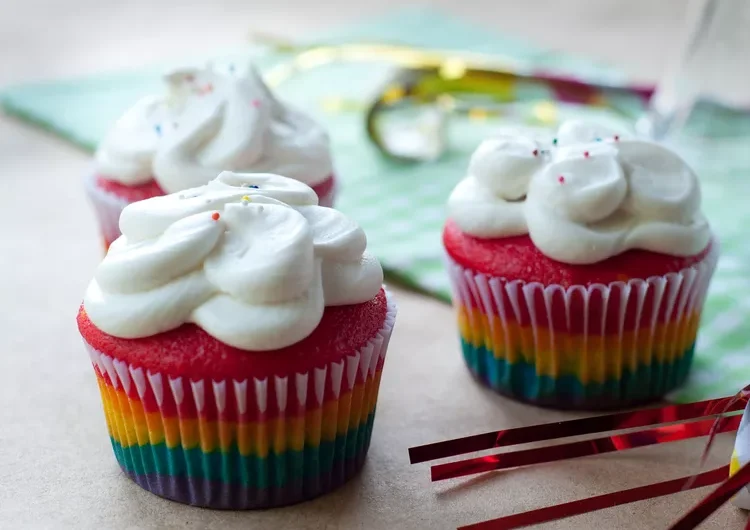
xmin=732 ymin=402 xmax=750 ymax=509
xmin=83 ymin=172 xmax=130 ymax=249
xmin=84 ymin=173 xmax=338 ymax=250
xmin=82 ymin=296 xmax=396 ymax=509
xmin=446 ymin=249 xmax=718 ymax=410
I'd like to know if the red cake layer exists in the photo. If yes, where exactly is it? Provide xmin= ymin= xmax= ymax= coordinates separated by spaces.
xmin=95 ymin=174 xmax=336 ymax=204
xmin=444 ymin=220 xmax=714 ymax=333
xmin=79 ymin=290 xmax=388 ymax=420
xmin=79 ymin=289 xmax=387 ymax=381
xmin=310 ymin=175 xmax=335 ymax=201
xmin=443 ymin=219 xmax=712 ymax=287
xmin=95 ymin=175 xmax=165 ymax=202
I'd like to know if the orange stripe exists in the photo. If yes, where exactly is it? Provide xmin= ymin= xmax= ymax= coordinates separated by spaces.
xmin=457 ymin=306 xmax=700 ymax=384
xmin=98 ymin=370 xmax=382 ymax=455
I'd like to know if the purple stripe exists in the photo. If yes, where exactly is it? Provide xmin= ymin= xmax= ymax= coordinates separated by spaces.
xmin=119 ymin=451 xmax=368 ymax=509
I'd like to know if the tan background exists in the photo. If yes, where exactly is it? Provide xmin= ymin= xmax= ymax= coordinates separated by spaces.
xmin=0 ymin=1 xmax=745 ymax=528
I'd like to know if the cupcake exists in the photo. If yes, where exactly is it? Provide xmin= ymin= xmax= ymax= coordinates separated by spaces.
xmin=86 ymin=63 xmax=336 ymax=248
xmin=444 ymin=120 xmax=718 ymax=409
xmin=77 ymin=172 xmax=394 ymax=508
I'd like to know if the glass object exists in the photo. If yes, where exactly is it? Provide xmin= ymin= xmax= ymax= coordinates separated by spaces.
xmin=637 ymin=0 xmax=750 ymax=149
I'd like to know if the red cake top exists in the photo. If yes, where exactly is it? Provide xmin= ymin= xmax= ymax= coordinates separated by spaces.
xmin=95 ymin=174 xmax=164 ymax=202
xmin=444 ymin=219 xmax=713 ymax=287
xmin=79 ymin=289 xmax=388 ymax=381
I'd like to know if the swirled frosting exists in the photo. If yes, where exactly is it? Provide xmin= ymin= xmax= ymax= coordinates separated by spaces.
xmin=94 ymin=96 xmax=172 ymax=185
xmin=83 ymin=172 xmax=382 ymax=350
xmin=94 ymin=63 xmax=333 ymax=191
xmin=447 ymin=120 xmax=711 ymax=264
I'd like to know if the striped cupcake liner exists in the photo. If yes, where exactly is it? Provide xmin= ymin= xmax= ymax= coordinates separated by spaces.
xmin=83 ymin=294 xmax=396 ymax=509
xmin=84 ymin=173 xmax=338 ymax=250
xmin=446 ymin=247 xmax=718 ymax=409
xmin=83 ymin=172 xmax=130 ymax=249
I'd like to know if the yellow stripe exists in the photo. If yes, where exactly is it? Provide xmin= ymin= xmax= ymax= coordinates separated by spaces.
xmin=456 ymin=306 xmax=701 ymax=384
xmin=98 ymin=370 xmax=382 ymax=455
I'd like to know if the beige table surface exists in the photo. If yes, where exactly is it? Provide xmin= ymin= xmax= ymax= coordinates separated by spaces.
xmin=0 ymin=1 xmax=746 ymax=528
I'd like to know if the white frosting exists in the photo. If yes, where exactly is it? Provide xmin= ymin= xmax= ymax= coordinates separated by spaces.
xmin=447 ymin=121 xmax=711 ymax=264
xmin=94 ymin=63 xmax=333 ymax=191
xmin=94 ymin=96 xmax=172 ymax=185
xmin=555 ymin=119 xmax=619 ymax=146
xmin=469 ymin=135 xmax=542 ymax=201
xmin=84 ymin=172 xmax=382 ymax=351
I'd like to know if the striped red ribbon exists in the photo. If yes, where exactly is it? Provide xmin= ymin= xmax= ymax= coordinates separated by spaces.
xmin=409 ymin=393 xmax=750 ymax=529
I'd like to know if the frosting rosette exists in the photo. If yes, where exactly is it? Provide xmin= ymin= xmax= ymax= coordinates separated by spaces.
xmin=94 ymin=63 xmax=333 ymax=191
xmin=94 ymin=96 xmax=170 ymax=186
xmin=83 ymin=172 xmax=382 ymax=350
xmin=448 ymin=120 xmax=711 ymax=264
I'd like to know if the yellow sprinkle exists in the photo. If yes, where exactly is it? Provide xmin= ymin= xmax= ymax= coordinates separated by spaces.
xmin=242 ymin=195 xmax=251 ymax=202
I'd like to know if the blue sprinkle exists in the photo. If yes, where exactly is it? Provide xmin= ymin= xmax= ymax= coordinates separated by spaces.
xmin=595 ymin=137 xmax=602 ymax=142
xmin=154 ymin=124 xmax=162 ymax=136
xmin=247 ymin=184 xmax=259 ymax=189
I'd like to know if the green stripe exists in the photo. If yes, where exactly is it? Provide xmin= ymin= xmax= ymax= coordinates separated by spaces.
xmin=110 ymin=411 xmax=376 ymax=488
xmin=461 ymin=339 xmax=695 ymax=406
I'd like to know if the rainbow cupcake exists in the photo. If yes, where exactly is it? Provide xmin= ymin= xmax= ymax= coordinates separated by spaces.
xmin=78 ymin=172 xmax=394 ymax=508
xmin=86 ymin=62 xmax=337 ymax=248
xmin=444 ymin=120 xmax=717 ymax=409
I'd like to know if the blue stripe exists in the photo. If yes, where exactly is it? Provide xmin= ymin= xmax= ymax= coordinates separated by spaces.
xmin=461 ymin=339 xmax=695 ymax=408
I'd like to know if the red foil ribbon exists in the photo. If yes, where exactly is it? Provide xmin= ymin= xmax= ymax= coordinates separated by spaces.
xmin=667 ymin=461 xmax=750 ymax=530
xmin=409 ymin=394 xmax=750 ymax=529
xmin=409 ymin=397 xmax=742 ymax=465
xmin=458 ymin=465 xmax=730 ymax=530
xmin=431 ymin=415 xmax=741 ymax=482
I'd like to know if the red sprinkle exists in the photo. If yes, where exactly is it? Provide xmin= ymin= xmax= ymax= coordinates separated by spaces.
xmin=584 ymin=151 xmax=590 ymax=158
xmin=251 ymin=99 xmax=261 ymax=107
xmin=614 ymin=135 xmax=620 ymax=141
xmin=558 ymin=175 xmax=565 ymax=184
xmin=211 ymin=212 xmax=220 ymax=221
xmin=532 ymin=149 xmax=539 ymax=156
